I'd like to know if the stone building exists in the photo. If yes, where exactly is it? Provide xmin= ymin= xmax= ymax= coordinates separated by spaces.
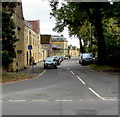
xmin=41 ymin=35 xmax=52 ymax=61
xmin=8 ymin=2 xmax=25 ymax=71
xmin=24 ymin=20 xmax=41 ymax=66
xmin=68 ymin=45 xmax=80 ymax=57
xmin=8 ymin=3 xmax=41 ymax=71
xmin=51 ymin=35 xmax=68 ymax=56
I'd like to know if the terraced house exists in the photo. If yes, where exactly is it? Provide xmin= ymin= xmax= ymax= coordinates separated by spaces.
xmin=8 ymin=2 xmax=41 ymax=71
xmin=24 ymin=20 xmax=41 ymax=66
xmin=8 ymin=2 xmax=24 ymax=72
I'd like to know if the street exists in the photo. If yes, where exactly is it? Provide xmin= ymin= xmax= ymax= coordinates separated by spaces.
xmin=2 ymin=57 xmax=118 ymax=115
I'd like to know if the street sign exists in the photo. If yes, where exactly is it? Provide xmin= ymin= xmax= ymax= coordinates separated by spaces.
xmin=28 ymin=45 xmax=32 ymax=50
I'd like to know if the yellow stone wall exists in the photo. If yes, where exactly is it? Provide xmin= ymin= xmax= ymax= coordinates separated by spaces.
xmin=52 ymin=41 xmax=68 ymax=56
xmin=8 ymin=3 xmax=25 ymax=71
xmin=24 ymin=23 xmax=41 ymax=66
xmin=69 ymin=49 xmax=80 ymax=57
xmin=8 ymin=3 xmax=41 ymax=71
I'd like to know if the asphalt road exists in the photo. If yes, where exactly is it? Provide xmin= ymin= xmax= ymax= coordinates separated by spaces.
xmin=2 ymin=57 xmax=118 ymax=115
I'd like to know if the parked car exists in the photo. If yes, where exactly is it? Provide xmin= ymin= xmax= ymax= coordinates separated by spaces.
xmin=44 ymin=57 xmax=57 ymax=69
xmin=79 ymin=53 xmax=94 ymax=65
xmin=53 ymin=55 xmax=63 ymax=65
xmin=64 ymin=55 xmax=71 ymax=59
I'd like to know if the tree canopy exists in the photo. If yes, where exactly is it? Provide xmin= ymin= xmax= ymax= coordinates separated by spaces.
xmin=50 ymin=1 xmax=120 ymax=66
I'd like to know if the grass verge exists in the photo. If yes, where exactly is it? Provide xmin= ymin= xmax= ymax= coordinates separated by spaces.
xmin=88 ymin=64 xmax=120 ymax=72
xmin=1 ymin=73 xmax=36 ymax=84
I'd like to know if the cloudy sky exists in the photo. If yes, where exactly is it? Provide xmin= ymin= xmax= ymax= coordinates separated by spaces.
xmin=22 ymin=0 xmax=80 ymax=47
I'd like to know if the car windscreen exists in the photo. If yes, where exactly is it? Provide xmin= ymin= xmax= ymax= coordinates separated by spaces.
xmin=82 ymin=54 xmax=93 ymax=58
xmin=45 ymin=58 xmax=54 ymax=62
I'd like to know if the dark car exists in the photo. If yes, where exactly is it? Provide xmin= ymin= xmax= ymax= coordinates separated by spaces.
xmin=53 ymin=55 xmax=63 ymax=65
xmin=64 ymin=55 xmax=71 ymax=59
xmin=44 ymin=57 xmax=57 ymax=69
xmin=79 ymin=53 xmax=94 ymax=65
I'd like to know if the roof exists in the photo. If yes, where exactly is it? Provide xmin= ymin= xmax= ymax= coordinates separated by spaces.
xmin=68 ymin=45 xmax=78 ymax=50
xmin=24 ymin=20 xmax=33 ymax=29
xmin=41 ymin=35 xmax=51 ymax=44
xmin=51 ymin=35 xmax=68 ymax=42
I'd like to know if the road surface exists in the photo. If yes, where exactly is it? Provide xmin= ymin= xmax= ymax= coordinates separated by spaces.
xmin=2 ymin=57 xmax=118 ymax=115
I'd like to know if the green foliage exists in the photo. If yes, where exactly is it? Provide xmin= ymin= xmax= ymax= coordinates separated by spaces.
xmin=103 ymin=19 xmax=120 ymax=66
xmin=2 ymin=2 xmax=18 ymax=68
xmin=50 ymin=2 xmax=120 ymax=66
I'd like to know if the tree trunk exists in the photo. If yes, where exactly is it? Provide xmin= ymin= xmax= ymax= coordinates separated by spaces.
xmin=93 ymin=6 xmax=106 ymax=65
xmin=78 ymin=35 xmax=83 ymax=53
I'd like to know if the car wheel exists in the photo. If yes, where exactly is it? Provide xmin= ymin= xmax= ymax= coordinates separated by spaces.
xmin=82 ymin=61 xmax=87 ymax=66
xmin=54 ymin=66 xmax=57 ymax=69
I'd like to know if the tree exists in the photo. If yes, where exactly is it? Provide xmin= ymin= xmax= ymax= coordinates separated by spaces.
xmin=50 ymin=1 xmax=120 ymax=65
xmin=2 ymin=2 xmax=18 ymax=69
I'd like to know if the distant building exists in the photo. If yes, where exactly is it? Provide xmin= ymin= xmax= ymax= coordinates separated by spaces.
xmin=51 ymin=35 xmax=68 ymax=56
xmin=41 ymin=35 xmax=52 ymax=60
xmin=68 ymin=45 xmax=80 ymax=57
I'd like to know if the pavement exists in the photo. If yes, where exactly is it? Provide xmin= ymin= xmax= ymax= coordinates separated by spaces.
xmin=18 ymin=61 xmax=44 ymax=76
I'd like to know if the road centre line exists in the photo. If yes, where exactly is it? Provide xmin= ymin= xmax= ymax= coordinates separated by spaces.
xmin=88 ymin=88 xmax=118 ymax=101
xmin=70 ymin=71 xmax=74 ymax=75
xmin=77 ymin=76 xmax=86 ymax=85
xmin=67 ymin=68 xmax=70 ymax=70
xmin=88 ymin=87 xmax=104 ymax=100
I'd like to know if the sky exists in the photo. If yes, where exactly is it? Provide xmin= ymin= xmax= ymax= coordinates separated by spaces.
xmin=22 ymin=0 xmax=80 ymax=48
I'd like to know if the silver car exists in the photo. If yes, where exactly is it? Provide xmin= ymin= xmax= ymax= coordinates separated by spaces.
xmin=44 ymin=57 xmax=57 ymax=69
xmin=79 ymin=53 xmax=94 ymax=65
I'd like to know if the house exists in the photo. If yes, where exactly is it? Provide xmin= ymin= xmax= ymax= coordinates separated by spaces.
xmin=8 ymin=2 xmax=25 ymax=71
xmin=24 ymin=20 xmax=41 ymax=66
xmin=68 ymin=45 xmax=80 ymax=57
xmin=51 ymin=35 xmax=68 ymax=56
xmin=8 ymin=3 xmax=41 ymax=71
xmin=40 ymin=35 xmax=52 ymax=61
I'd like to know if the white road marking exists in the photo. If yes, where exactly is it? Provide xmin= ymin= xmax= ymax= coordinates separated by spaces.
xmin=70 ymin=71 xmax=74 ymax=75
xmin=9 ymin=100 xmax=26 ymax=102
xmin=80 ymin=99 xmax=95 ymax=101
xmin=77 ymin=76 xmax=86 ymax=85
xmin=103 ymin=97 xmax=118 ymax=101
xmin=56 ymin=100 xmax=72 ymax=102
xmin=32 ymin=100 xmax=48 ymax=102
xmin=88 ymin=87 xmax=118 ymax=101
xmin=38 ymin=70 xmax=46 ymax=77
xmin=88 ymin=87 xmax=104 ymax=100
xmin=67 ymin=68 xmax=70 ymax=70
